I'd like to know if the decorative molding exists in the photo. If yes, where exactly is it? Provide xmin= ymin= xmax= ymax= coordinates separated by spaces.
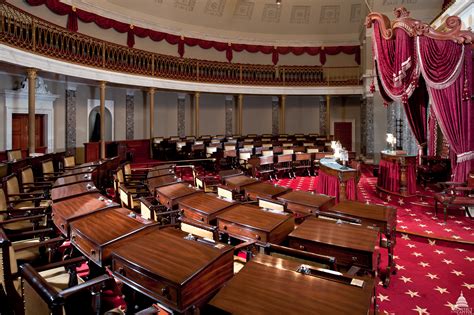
xmin=204 ymin=0 xmax=226 ymax=17
xmin=125 ymin=94 xmax=134 ymax=140
xmin=366 ymin=7 xmax=474 ymax=44
xmin=65 ymin=89 xmax=76 ymax=155
xmin=320 ymin=5 xmax=340 ymax=24
xmin=290 ymin=6 xmax=310 ymax=24
xmin=350 ymin=4 xmax=361 ymax=23
xmin=262 ymin=4 xmax=281 ymax=23
xmin=126 ymin=89 xmax=135 ymax=96
xmin=233 ymin=0 xmax=254 ymax=20
xmin=174 ymin=0 xmax=196 ymax=12
xmin=271 ymin=97 xmax=279 ymax=135
xmin=177 ymin=96 xmax=186 ymax=138
xmin=225 ymin=97 xmax=233 ymax=136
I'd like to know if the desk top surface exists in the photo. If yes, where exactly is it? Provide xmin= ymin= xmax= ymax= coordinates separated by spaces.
xmin=208 ymin=254 xmax=374 ymax=315
xmin=155 ymin=182 xmax=199 ymax=199
xmin=53 ymin=173 xmax=93 ymax=187
xmin=329 ymin=200 xmax=396 ymax=223
xmin=224 ymin=175 xmax=259 ymax=188
xmin=320 ymin=158 xmax=355 ymax=172
xmin=216 ymin=204 xmax=292 ymax=232
xmin=52 ymin=192 xmax=118 ymax=219
xmin=277 ymin=190 xmax=335 ymax=207
xmin=244 ymin=182 xmax=291 ymax=196
xmin=289 ymin=218 xmax=378 ymax=252
xmin=147 ymin=174 xmax=180 ymax=188
xmin=111 ymin=227 xmax=233 ymax=285
xmin=61 ymin=167 xmax=96 ymax=176
xmin=51 ymin=181 xmax=98 ymax=201
xmin=178 ymin=192 xmax=234 ymax=215
xmin=381 ymin=150 xmax=417 ymax=158
xmin=70 ymin=207 xmax=151 ymax=245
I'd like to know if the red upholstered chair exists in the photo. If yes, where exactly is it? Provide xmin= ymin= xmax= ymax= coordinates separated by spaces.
xmin=434 ymin=172 xmax=474 ymax=223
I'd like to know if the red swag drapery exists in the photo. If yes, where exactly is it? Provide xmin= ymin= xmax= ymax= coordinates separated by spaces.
xmin=316 ymin=172 xmax=356 ymax=203
xmin=371 ymin=17 xmax=473 ymax=182
xmin=25 ymin=0 xmax=360 ymax=64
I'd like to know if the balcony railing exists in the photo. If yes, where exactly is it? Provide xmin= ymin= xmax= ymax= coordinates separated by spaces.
xmin=0 ymin=3 xmax=361 ymax=87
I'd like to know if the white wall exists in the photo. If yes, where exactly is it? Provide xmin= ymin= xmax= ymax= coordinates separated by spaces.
xmin=285 ymin=96 xmax=320 ymax=134
xmin=242 ymin=95 xmax=273 ymax=135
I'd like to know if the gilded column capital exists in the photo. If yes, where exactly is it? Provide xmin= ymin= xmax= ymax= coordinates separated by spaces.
xmin=26 ymin=68 xmax=38 ymax=80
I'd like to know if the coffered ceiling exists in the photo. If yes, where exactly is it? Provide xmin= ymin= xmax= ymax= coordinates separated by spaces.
xmin=64 ymin=0 xmax=444 ymax=46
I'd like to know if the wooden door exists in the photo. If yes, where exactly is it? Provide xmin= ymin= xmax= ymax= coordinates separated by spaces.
xmin=333 ymin=122 xmax=352 ymax=151
xmin=12 ymin=114 xmax=45 ymax=150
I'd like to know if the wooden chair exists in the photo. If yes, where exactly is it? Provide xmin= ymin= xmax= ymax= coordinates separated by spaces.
xmin=238 ymin=150 xmax=252 ymax=171
xmin=282 ymin=148 xmax=294 ymax=155
xmin=113 ymin=168 xmax=147 ymax=208
xmin=255 ymin=155 xmax=275 ymax=180
xmin=293 ymin=153 xmax=312 ymax=176
xmin=6 ymin=150 xmax=22 ymax=162
xmin=62 ymin=156 xmax=76 ymax=170
xmin=258 ymin=198 xmax=286 ymax=213
xmin=139 ymin=197 xmax=179 ymax=225
xmin=3 ymin=174 xmax=50 ymax=209
xmin=195 ymin=176 xmax=219 ymax=193
xmin=118 ymin=185 xmax=148 ymax=211
xmin=217 ymin=185 xmax=235 ymax=201
xmin=122 ymin=162 xmax=147 ymax=184
xmin=19 ymin=165 xmax=52 ymax=195
xmin=21 ymin=261 xmax=111 ymax=315
xmin=41 ymin=159 xmax=63 ymax=181
xmin=434 ymin=172 xmax=474 ymax=223
xmin=179 ymin=216 xmax=219 ymax=241
xmin=274 ymin=154 xmax=293 ymax=179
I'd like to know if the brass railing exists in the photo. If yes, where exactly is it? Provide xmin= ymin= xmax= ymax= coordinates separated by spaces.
xmin=0 ymin=3 xmax=361 ymax=86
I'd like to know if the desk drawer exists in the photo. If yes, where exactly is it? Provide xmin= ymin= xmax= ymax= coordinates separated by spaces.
xmin=157 ymin=194 xmax=173 ymax=209
xmin=52 ymin=213 xmax=68 ymax=236
xmin=113 ymin=258 xmax=179 ymax=307
xmin=181 ymin=207 xmax=208 ymax=224
xmin=218 ymin=220 xmax=267 ymax=243
xmin=289 ymin=238 xmax=374 ymax=271
xmin=286 ymin=202 xmax=318 ymax=215
xmin=70 ymin=230 xmax=101 ymax=266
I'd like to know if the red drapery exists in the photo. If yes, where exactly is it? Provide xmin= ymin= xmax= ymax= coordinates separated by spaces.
xmin=316 ymin=172 xmax=356 ymax=203
xmin=377 ymin=159 xmax=400 ymax=193
xmin=427 ymin=106 xmax=438 ymax=157
xmin=25 ymin=0 xmax=360 ymax=64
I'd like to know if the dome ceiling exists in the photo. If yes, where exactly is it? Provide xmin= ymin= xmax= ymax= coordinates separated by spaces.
xmin=65 ymin=0 xmax=444 ymax=46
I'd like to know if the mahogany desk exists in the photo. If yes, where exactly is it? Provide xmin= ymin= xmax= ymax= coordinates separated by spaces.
xmin=317 ymin=158 xmax=357 ymax=203
xmin=110 ymin=226 xmax=234 ymax=313
xmin=59 ymin=166 xmax=97 ymax=177
xmin=377 ymin=151 xmax=417 ymax=196
xmin=178 ymin=192 xmax=234 ymax=224
xmin=277 ymin=190 xmax=335 ymax=216
xmin=53 ymin=173 xmax=94 ymax=187
xmin=155 ymin=182 xmax=200 ymax=209
xmin=244 ymin=182 xmax=291 ymax=201
xmin=329 ymin=200 xmax=397 ymax=287
xmin=69 ymin=160 xmax=104 ymax=170
xmin=216 ymin=204 xmax=294 ymax=245
xmin=52 ymin=192 xmax=119 ymax=236
xmin=69 ymin=207 xmax=152 ymax=266
xmin=207 ymin=254 xmax=375 ymax=315
xmin=148 ymin=167 xmax=174 ymax=178
xmin=146 ymin=174 xmax=180 ymax=195
xmin=288 ymin=218 xmax=379 ymax=273
xmin=223 ymin=175 xmax=259 ymax=193
xmin=51 ymin=181 xmax=99 ymax=202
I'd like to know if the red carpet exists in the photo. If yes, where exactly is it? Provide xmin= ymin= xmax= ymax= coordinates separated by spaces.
xmin=275 ymin=173 xmax=474 ymax=314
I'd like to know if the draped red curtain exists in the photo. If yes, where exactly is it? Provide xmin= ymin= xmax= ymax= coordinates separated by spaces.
xmin=403 ymin=77 xmax=429 ymax=155
xmin=24 ymin=0 xmax=360 ymax=64
xmin=427 ymin=106 xmax=438 ymax=157
xmin=417 ymin=37 xmax=473 ymax=181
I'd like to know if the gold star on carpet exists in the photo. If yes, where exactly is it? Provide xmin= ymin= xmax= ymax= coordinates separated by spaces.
xmin=419 ymin=224 xmax=427 ymax=228
xmin=454 ymin=220 xmax=463 ymax=224
xmin=434 ymin=250 xmax=445 ymax=255
xmin=452 ymin=235 xmax=461 ymax=239
xmin=444 ymin=301 xmax=458 ymax=311
xmin=386 ymin=196 xmax=391 ymax=202
xmin=434 ymin=286 xmax=449 ymax=294
xmin=455 ymin=248 xmax=466 ymax=252
xmin=463 ymin=226 xmax=472 ymax=230
xmin=451 ymin=270 xmax=464 ymax=276
xmin=395 ymin=264 xmax=405 ymax=270
xmin=461 ymin=283 xmax=474 ymax=290
xmin=418 ymin=262 xmax=430 ymax=268
xmin=401 ymin=234 xmax=411 ymax=240
xmin=426 ymin=273 xmax=439 ymax=280
xmin=444 ymin=228 xmax=453 ymax=232
xmin=398 ymin=198 xmax=404 ymax=205
xmin=405 ymin=290 xmax=420 ymax=298
xmin=412 ymin=252 xmax=423 ymax=257
xmin=442 ymin=259 xmax=454 ymax=265
xmin=412 ymin=305 xmax=429 ymax=315
xmin=424 ymin=230 xmax=434 ymax=234
xmin=428 ymin=239 xmax=436 ymax=246
xmin=465 ymin=257 xmax=474 ymax=262
xmin=399 ymin=276 xmax=412 ymax=283
xmin=400 ymin=225 xmax=408 ymax=229
xmin=377 ymin=293 xmax=390 ymax=302
xmin=407 ymin=243 xmax=417 ymax=248
xmin=393 ymin=255 xmax=399 ymax=259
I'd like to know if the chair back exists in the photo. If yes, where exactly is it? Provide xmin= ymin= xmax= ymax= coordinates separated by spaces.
xmin=278 ymin=154 xmax=293 ymax=163
xmin=119 ymin=186 xmax=132 ymax=209
xmin=21 ymin=166 xmax=35 ymax=186
xmin=307 ymin=147 xmax=319 ymax=153
xmin=41 ymin=160 xmax=55 ymax=180
xmin=258 ymin=198 xmax=285 ymax=213
xmin=468 ymin=172 xmax=474 ymax=187
xmin=0 ymin=189 xmax=6 ymax=210
xmin=259 ymin=155 xmax=274 ymax=165
xmin=217 ymin=186 xmax=233 ymax=200
xmin=63 ymin=156 xmax=75 ymax=168
xmin=243 ymin=144 xmax=254 ymax=149
xmin=295 ymin=153 xmax=311 ymax=161
xmin=206 ymin=146 xmax=217 ymax=157
xmin=283 ymin=149 xmax=294 ymax=155
xmin=153 ymin=137 xmax=164 ymax=144
xmin=282 ymin=142 xmax=293 ymax=147
xmin=176 ymin=141 xmax=187 ymax=151
xmin=262 ymin=150 xmax=273 ymax=157
xmin=123 ymin=162 xmax=132 ymax=176
xmin=224 ymin=144 xmax=235 ymax=151
xmin=4 ymin=175 xmax=21 ymax=201
xmin=7 ymin=150 xmax=22 ymax=162
xmin=113 ymin=168 xmax=124 ymax=191
xmin=303 ymin=142 xmax=314 ymax=147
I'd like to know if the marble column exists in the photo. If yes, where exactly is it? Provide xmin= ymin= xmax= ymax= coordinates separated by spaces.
xmin=99 ymin=81 xmax=106 ymax=159
xmin=225 ymin=95 xmax=233 ymax=136
xmin=237 ymin=94 xmax=243 ymax=135
xmin=319 ymin=96 xmax=327 ymax=135
xmin=125 ymin=90 xmax=135 ymax=140
xmin=194 ymin=92 xmax=200 ymax=137
xmin=65 ymin=86 xmax=77 ymax=156
xmin=27 ymin=68 xmax=37 ymax=154
xmin=280 ymin=95 xmax=286 ymax=134
xmin=177 ymin=94 xmax=186 ymax=138
xmin=360 ymin=96 xmax=374 ymax=159
xmin=148 ymin=88 xmax=155 ymax=140
xmin=272 ymin=96 xmax=279 ymax=135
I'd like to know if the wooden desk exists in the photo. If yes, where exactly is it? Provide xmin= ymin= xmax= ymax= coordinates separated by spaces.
xmin=110 ymin=226 xmax=234 ymax=313
xmin=244 ymin=182 xmax=291 ymax=201
xmin=51 ymin=181 xmax=99 ymax=202
xmin=70 ymin=207 xmax=152 ymax=266
xmin=329 ymin=200 xmax=397 ymax=287
xmin=216 ymin=204 xmax=294 ymax=245
xmin=147 ymin=174 xmax=180 ymax=195
xmin=288 ymin=218 xmax=379 ymax=272
xmin=179 ymin=192 xmax=234 ymax=224
xmin=155 ymin=182 xmax=200 ymax=209
xmin=223 ymin=175 xmax=259 ymax=193
xmin=317 ymin=158 xmax=357 ymax=202
xmin=148 ymin=167 xmax=174 ymax=178
xmin=52 ymin=192 xmax=119 ymax=236
xmin=277 ymin=191 xmax=335 ymax=216
xmin=207 ymin=254 xmax=375 ymax=315
xmin=70 ymin=160 xmax=104 ymax=170
xmin=377 ymin=151 xmax=417 ymax=196
xmin=53 ymin=173 xmax=94 ymax=187
xmin=59 ymin=166 xmax=97 ymax=177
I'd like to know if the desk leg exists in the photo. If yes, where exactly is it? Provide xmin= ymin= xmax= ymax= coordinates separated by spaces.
xmin=383 ymin=231 xmax=396 ymax=288
xmin=400 ymin=164 xmax=407 ymax=196
xmin=339 ymin=181 xmax=347 ymax=202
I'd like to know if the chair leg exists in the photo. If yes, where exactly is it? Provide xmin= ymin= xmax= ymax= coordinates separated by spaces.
xmin=443 ymin=204 xmax=448 ymax=224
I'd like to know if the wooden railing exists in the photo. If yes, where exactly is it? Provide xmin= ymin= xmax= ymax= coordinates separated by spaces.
xmin=0 ymin=3 xmax=361 ymax=87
